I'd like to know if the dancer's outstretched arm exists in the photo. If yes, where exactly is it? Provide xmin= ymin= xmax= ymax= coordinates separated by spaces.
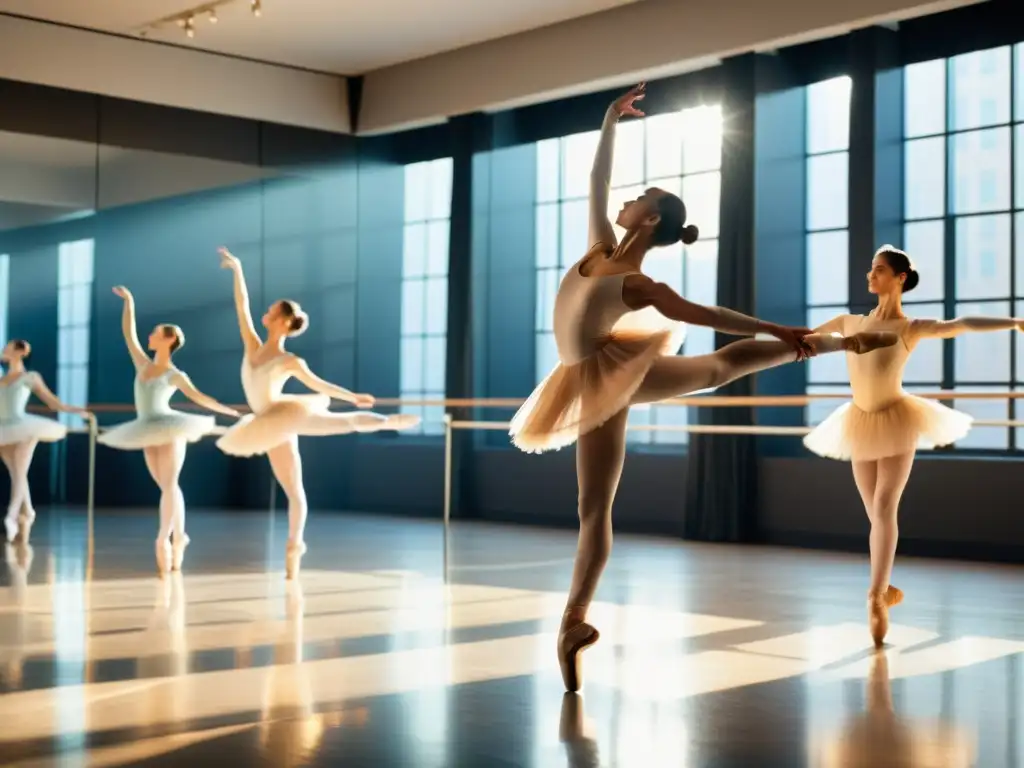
xmin=589 ymin=84 xmax=645 ymax=248
xmin=28 ymin=374 xmax=89 ymax=417
xmin=169 ymin=372 xmax=240 ymax=418
xmin=623 ymin=273 xmax=813 ymax=357
xmin=910 ymin=316 xmax=1024 ymax=339
xmin=813 ymin=314 xmax=848 ymax=334
xmin=217 ymin=248 xmax=261 ymax=355
xmin=112 ymin=286 xmax=150 ymax=370
xmin=287 ymin=358 xmax=375 ymax=408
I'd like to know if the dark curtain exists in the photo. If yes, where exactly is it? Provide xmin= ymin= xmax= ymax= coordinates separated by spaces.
xmin=683 ymin=54 xmax=760 ymax=542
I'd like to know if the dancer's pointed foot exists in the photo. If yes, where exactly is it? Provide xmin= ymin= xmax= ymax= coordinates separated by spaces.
xmin=868 ymin=590 xmax=890 ymax=647
xmin=843 ymin=331 xmax=899 ymax=355
xmin=4 ymin=516 xmax=17 ymax=544
xmin=885 ymin=584 xmax=903 ymax=607
xmin=285 ymin=540 xmax=307 ymax=581
xmin=17 ymin=511 xmax=34 ymax=544
xmin=558 ymin=620 xmax=600 ymax=693
xmin=155 ymin=539 xmax=172 ymax=577
xmin=384 ymin=413 xmax=420 ymax=431
xmin=171 ymin=533 xmax=190 ymax=571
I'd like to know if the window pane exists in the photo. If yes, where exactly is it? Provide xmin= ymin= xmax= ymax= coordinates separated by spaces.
xmin=424 ymin=277 xmax=447 ymax=336
xmin=612 ymin=119 xmax=644 ymax=186
xmin=1016 ymin=44 xmax=1024 ymax=122
xmin=57 ymin=367 xmax=69 ymax=406
xmin=70 ymin=327 xmax=89 ymax=366
xmin=404 ymin=161 xmax=428 ymax=222
xmin=561 ymin=131 xmax=599 ymax=199
xmin=807 ymin=153 xmax=848 ymax=231
xmin=1017 ymin=212 xmax=1024 ymax=297
xmin=651 ymin=403 xmax=688 ymax=445
xmin=400 ymin=337 xmax=424 ymax=393
xmin=72 ymin=286 xmax=91 ymax=326
xmin=58 ymin=246 xmax=72 ymax=288
xmin=1016 ymin=300 xmax=1024 ymax=382
xmin=949 ymin=47 xmax=1011 ymax=131
xmin=535 ymin=332 xmax=559 ymax=382
xmin=681 ymin=171 xmax=721 ymax=240
xmin=401 ymin=279 xmax=424 ymax=335
xmin=422 ymin=391 xmax=445 ymax=436
xmin=955 ymin=214 xmax=1010 ymax=300
xmin=424 ymin=337 xmax=445 ymax=392
xmin=645 ymin=112 xmax=684 ymax=178
xmin=904 ymin=59 xmax=946 ymax=138
xmin=807 ymin=76 xmax=852 ymax=154
xmin=536 ymin=268 xmax=558 ymax=332
xmin=806 ymin=230 xmax=848 ymax=306
xmin=807 ymin=307 xmax=850 ymax=384
xmin=904 ymin=137 xmax=945 ymax=220
xmin=427 ymin=158 xmax=453 ymax=220
xmin=58 ymin=328 xmax=71 ymax=365
xmin=685 ymin=239 xmax=717 ymax=306
xmin=807 ymin=385 xmax=852 ymax=428
xmin=403 ymin=224 xmax=426 ymax=278
xmin=535 ymin=203 xmax=559 ymax=268
xmin=560 ymin=200 xmax=588 ymax=266
xmin=954 ymin=300 xmax=1011 ymax=381
xmin=949 ymin=128 xmax=1011 ymax=214
xmin=426 ymin=221 xmax=449 ymax=276
xmin=681 ymin=104 xmax=723 ymax=174
xmin=399 ymin=401 xmax=425 ymax=433
xmin=644 ymin=242 xmax=683 ymax=294
xmin=1016 ymin=124 xmax=1024 ymax=209
xmin=901 ymin=221 xmax=945 ymax=302
xmin=626 ymin=404 xmax=652 ymax=445
xmin=536 ymin=138 xmax=560 ymax=203
xmin=954 ymin=385 xmax=1008 ymax=450
xmin=607 ymin=183 xmax=645 ymax=244
xmin=70 ymin=366 xmax=88 ymax=409
xmin=58 ymin=286 xmax=72 ymax=328
xmin=902 ymin=302 xmax=944 ymax=383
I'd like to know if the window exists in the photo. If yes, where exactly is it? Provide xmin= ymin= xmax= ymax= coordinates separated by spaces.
xmin=534 ymin=104 xmax=723 ymax=447
xmin=400 ymin=158 xmax=453 ymax=436
xmin=903 ymin=46 xmax=1018 ymax=450
xmin=0 ymin=254 xmax=8 ymax=349
xmin=57 ymin=240 xmax=94 ymax=429
xmin=805 ymin=77 xmax=852 ymax=424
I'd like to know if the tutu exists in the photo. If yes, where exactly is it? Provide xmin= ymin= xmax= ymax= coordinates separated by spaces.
xmin=511 ymin=303 xmax=686 ymax=453
xmin=0 ymin=414 xmax=68 ymax=446
xmin=98 ymin=412 xmax=217 ymax=450
xmin=803 ymin=394 xmax=972 ymax=462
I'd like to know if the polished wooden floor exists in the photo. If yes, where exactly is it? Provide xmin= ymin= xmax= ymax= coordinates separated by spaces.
xmin=0 ymin=508 xmax=1020 ymax=767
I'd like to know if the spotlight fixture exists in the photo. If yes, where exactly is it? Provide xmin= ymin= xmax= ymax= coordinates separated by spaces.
xmin=208 ymin=9 xmax=218 ymax=23
xmin=251 ymin=0 xmax=262 ymax=17
xmin=137 ymin=0 xmax=257 ymax=40
xmin=184 ymin=15 xmax=195 ymax=37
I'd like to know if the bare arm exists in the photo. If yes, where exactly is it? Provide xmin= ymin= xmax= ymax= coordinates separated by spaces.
xmin=813 ymin=315 xmax=847 ymax=335
xmin=112 ymin=287 xmax=149 ymax=370
xmin=29 ymin=373 xmax=88 ymax=416
xmin=910 ymin=316 xmax=1023 ymax=340
xmin=218 ymin=248 xmax=261 ymax=354
xmin=623 ymin=274 xmax=772 ymax=335
xmin=289 ymin=358 xmax=374 ymax=407
xmin=589 ymin=84 xmax=646 ymax=249
xmin=169 ymin=372 xmax=240 ymax=418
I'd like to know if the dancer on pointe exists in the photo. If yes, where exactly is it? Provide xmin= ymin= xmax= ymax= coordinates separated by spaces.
xmin=509 ymin=83 xmax=900 ymax=693
xmin=215 ymin=248 xmax=419 ymax=579
xmin=804 ymin=245 xmax=1024 ymax=646
xmin=1 ymin=339 xmax=90 ymax=543
xmin=99 ymin=287 xmax=239 ymax=575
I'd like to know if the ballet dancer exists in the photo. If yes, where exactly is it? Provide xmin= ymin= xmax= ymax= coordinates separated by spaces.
xmin=1 ymin=339 xmax=90 ymax=543
xmin=98 ymin=287 xmax=239 ymax=575
xmin=509 ymin=83 xmax=900 ymax=692
xmin=215 ymin=247 xmax=419 ymax=579
xmin=804 ymin=245 xmax=1024 ymax=646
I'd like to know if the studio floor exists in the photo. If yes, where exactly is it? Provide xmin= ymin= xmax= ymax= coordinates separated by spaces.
xmin=0 ymin=509 xmax=1021 ymax=767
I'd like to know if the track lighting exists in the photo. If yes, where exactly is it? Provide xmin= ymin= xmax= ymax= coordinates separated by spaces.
xmin=184 ymin=16 xmax=195 ymax=37
xmin=208 ymin=9 xmax=218 ymax=23
xmin=251 ymin=0 xmax=262 ymax=17
xmin=137 ymin=0 xmax=262 ymax=40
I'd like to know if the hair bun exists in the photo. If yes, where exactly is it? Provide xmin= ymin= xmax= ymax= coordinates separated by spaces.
xmin=903 ymin=268 xmax=920 ymax=293
xmin=680 ymin=224 xmax=699 ymax=245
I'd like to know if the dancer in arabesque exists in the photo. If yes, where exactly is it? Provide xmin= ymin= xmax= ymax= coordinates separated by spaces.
xmin=509 ymin=83 xmax=900 ymax=692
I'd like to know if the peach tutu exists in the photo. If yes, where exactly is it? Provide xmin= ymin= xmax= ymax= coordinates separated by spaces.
xmin=803 ymin=394 xmax=972 ymax=462
xmin=510 ymin=306 xmax=686 ymax=453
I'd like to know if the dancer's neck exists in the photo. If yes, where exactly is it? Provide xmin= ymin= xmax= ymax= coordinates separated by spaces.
xmin=264 ymin=333 xmax=287 ymax=352
xmin=4 ymin=359 xmax=25 ymax=374
xmin=872 ymin=292 xmax=905 ymax=321
xmin=610 ymin=230 xmax=649 ymax=272
xmin=152 ymin=350 xmax=172 ymax=368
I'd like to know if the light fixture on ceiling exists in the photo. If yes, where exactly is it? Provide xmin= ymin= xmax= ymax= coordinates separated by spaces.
xmin=184 ymin=15 xmax=196 ymax=37
xmin=251 ymin=0 xmax=262 ymax=17
xmin=136 ymin=0 xmax=253 ymax=40
xmin=208 ymin=8 xmax=218 ymax=23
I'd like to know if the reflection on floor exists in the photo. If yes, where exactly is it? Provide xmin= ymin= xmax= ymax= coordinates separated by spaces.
xmin=0 ymin=508 xmax=1021 ymax=767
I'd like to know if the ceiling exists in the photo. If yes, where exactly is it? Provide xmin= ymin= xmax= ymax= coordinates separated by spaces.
xmin=0 ymin=0 xmax=641 ymax=74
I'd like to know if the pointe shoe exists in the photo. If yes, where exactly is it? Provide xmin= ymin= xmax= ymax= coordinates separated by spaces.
xmin=285 ymin=540 xmax=307 ymax=580
xmin=171 ymin=534 xmax=190 ymax=571
xmin=885 ymin=584 xmax=904 ymax=607
xmin=385 ymin=413 xmax=421 ymax=431
xmin=558 ymin=621 xmax=600 ymax=693
xmin=844 ymin=331 xmax=899 ymax=355
xmin=868 ymin=591 xmax=890 ymax=647
xmin=17 ymin=512 xmax=35 ymax=544
xmin=155 ymin=540 xmax=172 ymax=577
xmin=4 ymin=516 xmax=17 ymax=544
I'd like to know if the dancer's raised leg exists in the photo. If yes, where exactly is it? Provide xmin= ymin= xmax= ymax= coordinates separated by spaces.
xmin=267 ymin=438 xmax=308 ymax=579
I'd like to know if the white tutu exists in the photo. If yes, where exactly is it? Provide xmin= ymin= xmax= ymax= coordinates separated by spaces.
xmin=98 ymin=412 xmax=217 ymax=451
xmin=216 ymin=394 xmax=417 ymax=457
xmin=0 ymin=414 xmax=68 ymax=446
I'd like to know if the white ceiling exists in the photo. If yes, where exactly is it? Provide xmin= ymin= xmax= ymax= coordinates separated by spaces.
xmin=0 ymin=0 xmax=641 ymax=74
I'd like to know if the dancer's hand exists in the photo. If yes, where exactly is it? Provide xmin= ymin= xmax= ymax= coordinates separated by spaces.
xmin=610 ymin=83 xmax=645 ymax=118
xmin=112 ymin=286 xmax=132 ymax=302
xmin=763 ymin=323 xmax=814 ymax=361
xmin=218 ymin=247 xmax=240 ymax=271
xmin=352 ymin=393 xmax=375 ymax=409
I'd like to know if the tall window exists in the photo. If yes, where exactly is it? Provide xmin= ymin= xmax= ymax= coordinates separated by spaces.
xmin=903 ymin=46 xmax=1021 ymax=450
xmin=57 ymin=240 xmax=94 ymax=428
xmin=534 ymin=105 xmax=723 ymax=446
xmin=400 ymin=158 xmax=453 ymax=436
xmin=805 ymin=76 xmax=854 ymax=427
xmin=0 ymin=254 xmax=8 ymax=349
